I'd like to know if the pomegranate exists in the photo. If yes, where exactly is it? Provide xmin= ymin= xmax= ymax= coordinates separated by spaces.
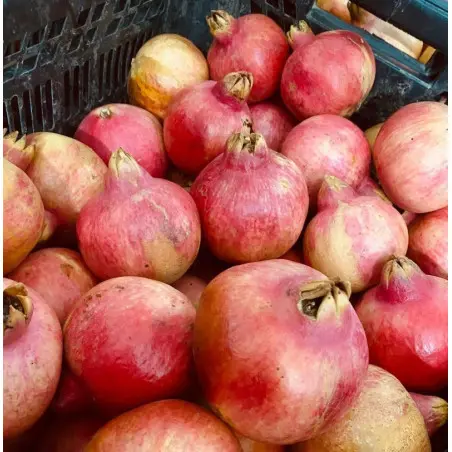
xmin=193 ymin=259 xmax=369 ymax=444
xmin=4 ymin=279 xmax=63 ymax=438
xmin=3 ymin=130 xmax=35 ymax=170
xmin=317 ymin=0 xmax=351 ymax=23
xmin=51 ymin=366 xmax=95 ymax=415
xmin=9 ymin=248 xmax=97 ymax=324
xmin=356 ymin=256 xmax=448 ymax=391
xmin=37 ymin=415 xmax=104 ymax=452
xmin=128 ymin=34 xmax=209 ymax=119
xmin=249 ymin=100 xmax=296 ymax=152
xmin=294 ymin=365 xmax=431 ymax=452
xmin=364 ymin=122 xmax=384 ymax=150
xmin=410 ymin=392 xmax=448 ymax=437
xmin=86 ymin=399 xmax=240 ymax=451
xmin=236 ymin=433 xmax=284 ymax=451
xmin=350 ymin=5 xmax=424 ymax=59
xmin=77 ymin=149 xmax=201 ymax=283
xmin=407 ymin=207 xmax=448 ymax=279
xmin=172 ymin=273 xmax=207 ymax=309
xmin=206 ymin=11 xmax=289 ymax=102
xmin=4 ymin=159 xmax=44 ymax=274
xmin=190 ymin=132 xmax=309 ymax=263
xmin=75 ymin=104 xmax=167 ymax=177
xmin=303 ymin=176 xmax=408 ymax=292
xmin=281 ymin=114 xmax=371 ymax=204
xmin=64 ymin=276 xmax=196 ymax=414
xmin=281 ymin=27 xmax=375 ymax=120
xmin=373 ymin=101 xmax=448 ymax=213
xmin=164 ymin=72 xmax=253 ymax=174
xmin=26 ymin=132 xmax=107 ymax=224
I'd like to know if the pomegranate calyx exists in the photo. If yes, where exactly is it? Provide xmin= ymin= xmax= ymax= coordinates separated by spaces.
xmin=108 ymin=148 xmax=143 ymax=184
xmin=99 ymin=106 xmax=113 ymax=119
xmin=287 ymin=20 xmax=313 ymax=48
xmin=3 ymin=283 xmax=33 ymax=344
xmin=223 ymin=72 xmax=254 ymax=101
xmin=382 ymin=255 xmax=420 ymax=286
xmin=206 ymin=10 xmax=234 ymax=37
xmin=227 ymin=132 xmax=266 ymax=156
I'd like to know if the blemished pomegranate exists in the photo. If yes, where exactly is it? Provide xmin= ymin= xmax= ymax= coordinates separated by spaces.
xmin=249 ymin=100 xmax=296 ymax=152
xmin=190 ymin=132 xmax=309 ymax=263
xmin=4 ymin=279 xmax=63 ymax=438
xmin=128 ymin=34 xmax=209 ymax=119
xmin=75 ymin=103 xmax=167 ymax=177
xmin=9 ymin=248 xmax=97 ymax=324
xmin=193 ymin=259 xmax=369 ymax=444
xmin=303 ymin=176 xmax=408 ymax=292
xmin=4 ymin=159 xmax=45 ymax=274
xmin=410 ymin=392 xmax=448 ymax=437
xmin=206 ymin=11 xmax=289 ymax=102
xmin=85 ymin=399 xmax=241 ymax=451
xmin=356 ymin=256 xmax=448 ymax=391
xmin=407 ymin=207 xmax=448 ymax=279
xmin=77 ymin=149 xmax=201 ymax=284
xmin=3 ymin=130 xmax=35 ymax=171
xmin=294 ymin=365 xmax=431 ymax=452
xmin=373 ymin=101 xmax=448 ymax=213
xmin=26 ymin=132 xmax=107 ymax=225
xmin=281 ymin=114 xmax=371 ymax=204
xmin=281 ymin=27 xmax=375 ymax=120
xmin=64 ymin=276 xmax=196 ymax=414
xmin=164 ymin=72 xmax=253 ymax=175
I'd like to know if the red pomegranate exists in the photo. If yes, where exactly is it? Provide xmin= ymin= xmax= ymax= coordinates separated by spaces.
xmin=194 ymin=260 xmax=369 ymax=444
xmin=9 ymin=248 xmax=97 ymax=324
xmin=85 ymin=399 xmax=241 ymax=451
xmin=4 ymin=278 xmax=63 ymax=438
xmin=164 ymin=72 xmax=253 ymax=175
xmin=64 ymin=276 xmax=196 ymax=414
xmin=75 ymin=103 xmax=167 ymax=177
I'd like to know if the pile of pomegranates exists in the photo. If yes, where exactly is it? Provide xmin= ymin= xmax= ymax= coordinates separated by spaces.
xmin=3 ymin=8 xmax=448 ymax=451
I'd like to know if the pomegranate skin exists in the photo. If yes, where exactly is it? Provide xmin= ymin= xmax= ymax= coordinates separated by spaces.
xmin=281 ymin=30 xmax=375 ymax=120
xmin=77 ymin=150 xmax=201 ymax=284
xmin=191 ymin=132 xmax=309 ymax=263
xmin=207 ymin=12 xmax=289 ymax=103
xmin=164 ymin=73 xmax=253 ymax=175
xmin=303 ymin=177 xmax=408 ymax=292
xmin=75 ymin=103 xmax=167 ymax=178
xmin=4 ymin=278 xmax=63 ymax=438
xmin=373 ymin=101 xmax=448 ymax=213
xmin=172 ymin=273 xmax=207 ymax=309
xmin=407 ymin=207 xmax=448 ymax=279
xmin=193 ymin=260 xmax=369 ymax=444
xmin=249 ymin=101 xmax=296 ymax=151
xmin=356 ymin=256 xmax=448 ymax=391
xmin=64 ymin=277 xmax=196 ymax=414
xmin=295 ymin=365 xmax=431 ymax=452
xmin=26 ymin=132 xmax=107 ymax=224
xmin=281 ymin=114 xmax=371 ymax=203
xmin=85 ymin=400 xmax=241 ymax=451
xmin=9 ymin=248 xmax=97 ymax=324
xmin=4 ymin=159 xmax=45 ymax=274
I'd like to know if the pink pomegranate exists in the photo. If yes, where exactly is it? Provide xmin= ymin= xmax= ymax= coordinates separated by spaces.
xmin=407 ymin=207 xmax=448 ymax=279
xmin=356 ymin=256 xmax=448 ymax=391
xmin=4 ymin=159 xmax=44 ymax=274
xmin=64 ymin=276 xmax=196 ymax=414
xmin=75 ymin=103 xmax=167 ymax=177
xmin=26 ymin=132 xmax=107 ymax=224
xmin=190 ymin=132 xmax=309 ymax=263
xmin=4 ymin=278 xmax=63 ymax=438
xmin=194 ymin=259 xmax=369 ymax=444
xmin=9 ymin=248 xmax=97 ymax=324
xmin=85 ymin=399 xmax=241 ymax=451
xmin=281 ymin=28 xmax=375 ymax=120
xmin=373 ymin=101 xmax=448 ymax=213
xmin=3 ymin=130 xmax=35 ymax=171
xmin=77 ymin=149 xmax=201 ymax=284
xmin=281 ymin=114 xmax=371 ymax=203
xmin=303 ymin=176 xmax=408 ymax=292
xmin=206 ymin=11 xmax=289 ymax=102
xmin=249 ymin=100 xmax=296 ymax=151
xmin=164 ymin=72 xmax=253 ymax=175
xmin=410 ymin=392 xmax=448 ymax=437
